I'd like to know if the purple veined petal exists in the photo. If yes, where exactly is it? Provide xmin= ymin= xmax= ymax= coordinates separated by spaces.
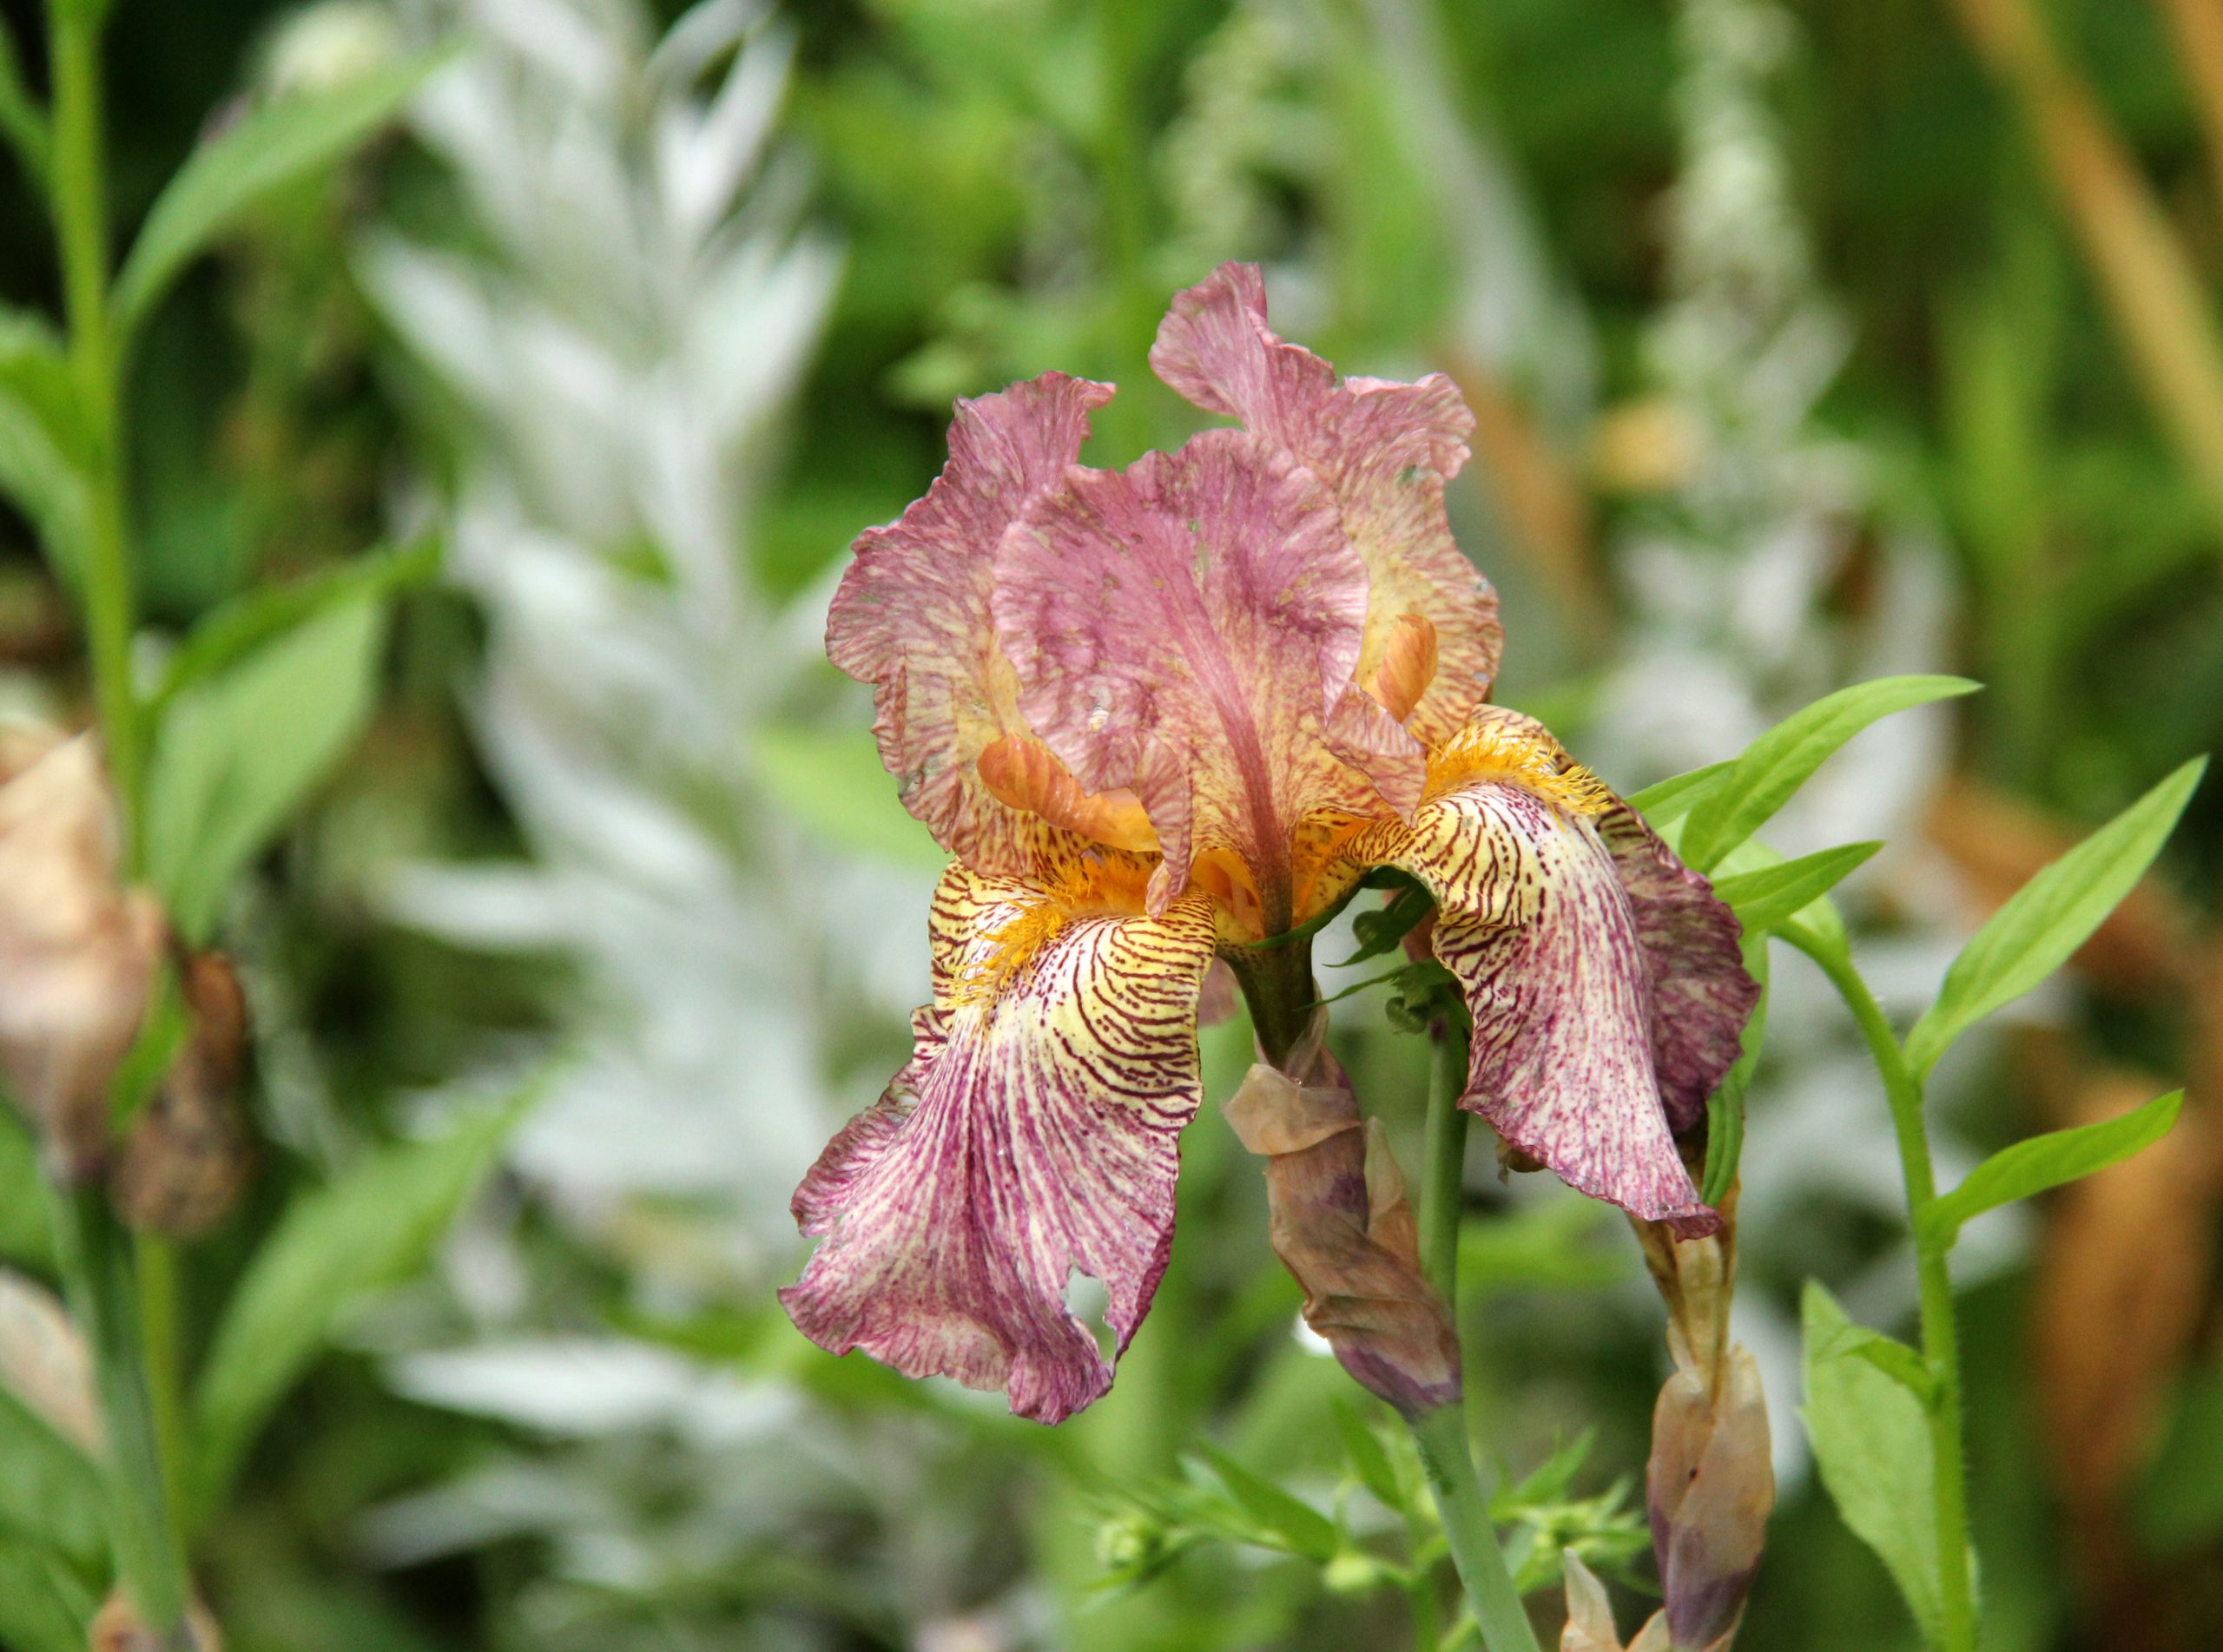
xmin=826 ymin=372 xmax=1115 ymax=874
xmin=994 ymin=427 xmax=1396 ymax=924
xmin=1598 ymin=806 xmax=1761 ymax=1135
xmin=782 ymin=856 xmax=1217 ymax=1424
xmin=1151 ymin=262 xmax=1503 ymax=747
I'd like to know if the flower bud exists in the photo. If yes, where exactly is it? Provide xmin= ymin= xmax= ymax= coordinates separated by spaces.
xmin=0 ymin=732 xmax=163 ymax=1181
xmin=1221 ymin=1016 xmax=1460 ymax=1418
xmin=114 ymin=951 xmax=252 ymax=1237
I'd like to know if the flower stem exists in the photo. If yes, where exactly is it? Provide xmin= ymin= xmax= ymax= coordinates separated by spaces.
xmin=1409 ymin=1017 xmax=1540 ymax=1652
xmin=1793 ymin=933 xmax=1976 ymax=1652
xmin=49 ymin=0 xmax=141 ymax=849
xmin=49 ymin=1181 xmax=192 ymax=1646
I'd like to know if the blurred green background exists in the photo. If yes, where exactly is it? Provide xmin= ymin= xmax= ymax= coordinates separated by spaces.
xmin=3 ymin=0 xmax=2223 ymax=1649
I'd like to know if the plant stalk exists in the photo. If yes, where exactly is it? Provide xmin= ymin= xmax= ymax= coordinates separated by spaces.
xmin=1795 ymin=933 xmax=1976 ymax=1652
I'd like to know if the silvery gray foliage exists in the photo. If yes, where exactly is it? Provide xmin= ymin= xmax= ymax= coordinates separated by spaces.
xmin=349 ymin=0 xmax=957 ymax=1642
xmin=1593 ymin=0 xmax=2018 ymax=1474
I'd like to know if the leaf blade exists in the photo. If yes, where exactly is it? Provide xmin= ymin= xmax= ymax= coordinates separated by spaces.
xmin=1905 ymin=758 xmax=2206 ymax=1077
xmin=1679 ymin=676 xmax=1979 ymax=872
xmin=1922 ymin=1089 xmax=2184 ymax=1247
xmin=1713 ymin=841 xmax=1882 ymax=936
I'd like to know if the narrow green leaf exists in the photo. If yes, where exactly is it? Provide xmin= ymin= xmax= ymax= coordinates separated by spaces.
xmin=1715 ymin=841 xmax=1882 ymax=936
xmin=1332 ymin=1400 xmax=1405 ymax=1512
xmin=0 ymin=1387 xmax=104 ymax=1572
xmin=1627 ymin=760 xmax=1732 ymax=826
xmin=114 ymin=52 xmax=451 ymax=332
xmin=0 ymin=313 xmax=89 ymax=584
xmin=1701 ymin=931 xmax=1769 ymax=1205
xmin=0 ymin=1536 xmax=96 ymax=1652
xmin=1905 ymin=760 xmax=2207 ymax=1077
xmin=1679 ymin=676 xmax=1979 ymax=872
xmin=189 ymin=1087 xmax=539 ymax=1522
xmin=1842 ymin=1330 xmax=1937 ymax=1406
xmin=0 ymin=23 xmax=47 ymax=191
xmin=755 ymin=722 xmax=947 ymax=872
xmin=1922 ymin=1089 xmax=2184 ymax=1247
xmin=1195 ymin=1443 xmax=1342 ymax=1562
xmin=145 ymin=591 xmax=390 ymax=943
xmin=0 ymin=1109 xmax=50 ymax=1268
xmin=151 ymin=536 xmax=439 ymax=718
xmin=1801 ymin=1280 xmax=1945 ymax=1642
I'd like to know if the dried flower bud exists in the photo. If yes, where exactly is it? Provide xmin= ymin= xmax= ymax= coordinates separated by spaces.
xmin=1560 ymin=1552 xmax=1672 ymax=1652
xmin=0 ymin=731 xmax=164 ymax=1181
xmin=90 ymin=1591 xmax=222 ymax=1652
xmin=1221 ymin=1016 xmax=1460 ymax=1418
xmin=114 ymin=951 xmax=252 ymax=1237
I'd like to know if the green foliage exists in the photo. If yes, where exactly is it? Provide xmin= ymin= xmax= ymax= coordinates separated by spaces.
xmin=1714 ymin=842 xmax=1882 ymax=936
xmin=0 ymin=21 xmax=47 ymax=187
xmin=1904 ymin=759 xmax=2207 ymax=1077
xmin=1920 ymin=1089 xmax=2184 ymax=1247
xmin=1802 ymin=1281 xmax=1947 ymax=1644
xmin=0 ymin=1111 xmax=52 ymax=1269
xmin=0 ymin=308 xmax=89 ymax=584
xmin=0 ymin=1537 xmax=96 ymax=1652
xmin=145 ymin=590 xmax=391 ymax=943
xmin=113 ymin=52 xmax=452 ymax=334
xmin=1195 ymin=1442 xmax=1342 ymax=1563
xmin=1677 ymin=677 xmax=1980 ymax=873
xmin=188 ymin=1088 xmax=538 ymax=1523
xmin=1626 ymin=760 xmax=1733 ymax=826
xmin=753 ymin=722 xmax=947 ymax=872
xmin=0 ymin=1383 xmax=105 ymax=1574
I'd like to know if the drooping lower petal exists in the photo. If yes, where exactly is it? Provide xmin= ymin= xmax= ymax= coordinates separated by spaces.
xmin=782 ymin=857 xmax=1216 ymax=1423
xmin=825 ymin=372 xmax=1114 ymax=874
xmin=1150 ymin=262 xmax=1503 ymax=745
xmin=995 ymin=428 xmax=1398 ymax=922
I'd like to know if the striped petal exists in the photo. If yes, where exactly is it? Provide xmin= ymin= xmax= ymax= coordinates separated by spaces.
xmin=1150 ymin=263 xmax=1502 ymax=745
xmin=826 ymin=372 xmax=1115 ymax=874
xmin=994 ymin=429 xmax=1391 ymax=925
xmin=1355 ymin=713 xmax=1752 ymax=1235
xmin=782 ymin=853 xmax=1216 ymax=1423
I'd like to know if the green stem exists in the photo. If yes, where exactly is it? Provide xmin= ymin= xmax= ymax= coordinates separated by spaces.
xmin=137 ymin=1234 xmax=186 ymax=1532
xmin=1409 ymin=1406 xmax=1540 ymax=1652
xmin=1793 ymin=933 xmax=1976 ymax=1652
xmin=1421 ymin=1022 xmax=1471 ymax=1300
xmin=49 ymin=1182 xmax=191 ymax=1645
xmin=49 ymin=0 xmax=141 ymax=852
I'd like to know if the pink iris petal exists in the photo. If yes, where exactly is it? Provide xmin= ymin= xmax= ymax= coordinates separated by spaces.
xmin=826 ymin=372 xmax=1114 ymax=874
xmin=1150 ymin=262 xmax=1503 ymax=747
xmin=782 ymin=862 xmax=1217 ymax=1424
xmin=1600 ymin=808 xmax=1762 ymax=1135
xmin=994 ymin=429 xmax=1389 ymax=920
xmin=1380 ymin=779 xmax=1722 ymax=1236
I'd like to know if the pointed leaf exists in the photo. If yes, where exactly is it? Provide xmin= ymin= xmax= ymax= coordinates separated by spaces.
xmin=1332 ymin=1401 xmax=1406 ymax=1512
xmin=1921 ymin=1089 xmax=2184 ymax=1247
xmin=1906 ymin=760 xmax=2205 ymax=1076
xmin=1679 ymin=676 xmax=1979 ymax=872
xmin=0 ymin=312 xmax=89 ymax=583
xmin=1714 ymin=841 xmax=1881 ymax=936
xmin=0 ymin=22 xmax=46 ymax=188
xmin=1195 ymin=1443 xmax=1342 ymax=1562
xmin=114 ymin=52 xmax=451 ymax=332
xmin=189 ymin=1087 xmax=538 ymax=1523
xmin=0 ymin=1536 xmax=96 ymax=1652
xmin=145 ymin=591 xmax=390 ymax=943
xmin=1628 ymin=760 xmax=1731 ymax=827
xmin=1801 ymin=1280 xmax=1945 ymax=1642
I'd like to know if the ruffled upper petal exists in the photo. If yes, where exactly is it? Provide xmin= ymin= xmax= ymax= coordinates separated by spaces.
xmin=994 ymin=429 xmax=1396 ymax=923
xmin=1150 ymin=263 xmax=1503 ymax=744
xmin=826 ymin=372 xmax=1114 ymax=874
xmin=782 ymin=853 xmax=1216 ymax=1423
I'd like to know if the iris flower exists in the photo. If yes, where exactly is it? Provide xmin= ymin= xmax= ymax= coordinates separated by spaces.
xmin=783 ymin=265 xmax=1757 ymax=1423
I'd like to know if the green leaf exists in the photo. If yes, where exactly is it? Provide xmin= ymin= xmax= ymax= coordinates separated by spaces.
xmin=1838 ymin=1327 xmax=1937 ymax=1406
xmin=145 ymin=591 xmax=390 ymax=943
xmin=1920 ymin=1089 xmax=2184 ymax=1247
xmin=1332 ymin=1401 xmax=1406 ymax=1512
xmin=114 ymin=52 xmax=451 ymax=333
xmin=754 ymin=722 xmax=947 ymax=872
xmin=1627 ymin=760 xmax=1732 ymax=827
xmin=1801 ymin=1280 xmax=1946 ymax=1642
xmin=1678 ymin=676 xmax=1979 ymax=872
xmin=0 ymin=23 xmax=46 ymax=191
xmin=1904 ymin=759 xmax=2207 ymax=1077
xmin=1194 ymin=1443 xmax=1342 ymax=1562
xmin=0 ymin=1536 xmax=96 ymax=1652
xmin=188 ymin=1087 xmax=539 ymax=1523
xmin=0 ymin=1386 xmax=104 ymax=1571
xmin=0 ymin=312 xmax=89 ymax=584
xmin=151 ymin=536 xmax=439 ymax=718
xmin=1700 ymin=931 xmax=1769 ymax=1206
xmin=1714 ymin=842 xmax=1881 ymax=936
xmin=0 ymin=1109 xmax=51 ymax=1268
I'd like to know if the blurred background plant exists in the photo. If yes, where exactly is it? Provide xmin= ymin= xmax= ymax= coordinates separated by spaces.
xmin=0 ymin=0 xmax=2218 ymax=1648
